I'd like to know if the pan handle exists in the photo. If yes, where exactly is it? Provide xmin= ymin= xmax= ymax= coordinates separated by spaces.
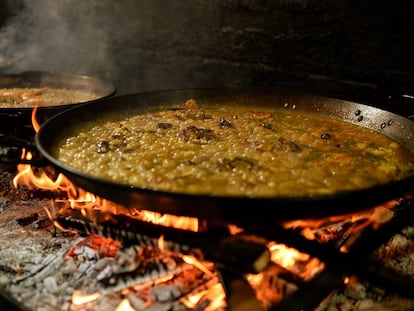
xmin=386 ymin=92 xmax=414 ymax=119
xmin=400 ymin=94 xmax=414 ymax=119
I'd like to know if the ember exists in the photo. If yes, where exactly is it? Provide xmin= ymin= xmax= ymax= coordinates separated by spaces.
xmin=1 ymin=159 xmax=414 ymax=310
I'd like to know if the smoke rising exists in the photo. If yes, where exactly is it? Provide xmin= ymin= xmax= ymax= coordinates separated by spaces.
xmin=0 ymin=0 xmax=112 ymax=78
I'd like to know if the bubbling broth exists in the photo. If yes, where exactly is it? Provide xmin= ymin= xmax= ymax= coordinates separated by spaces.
xmin=56 ymin=99 xmax=414 ymax=197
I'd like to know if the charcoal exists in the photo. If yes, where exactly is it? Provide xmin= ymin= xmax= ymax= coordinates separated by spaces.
xmin=16 ymin=212 xmax=38 ymax=226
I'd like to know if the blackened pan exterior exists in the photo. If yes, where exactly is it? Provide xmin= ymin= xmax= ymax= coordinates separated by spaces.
xmin=35 ymin=89 xmax=414 ymax=224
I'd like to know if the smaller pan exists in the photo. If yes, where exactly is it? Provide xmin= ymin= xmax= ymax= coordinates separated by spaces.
xmin=0 ymin=71 xmax=115 ymax=132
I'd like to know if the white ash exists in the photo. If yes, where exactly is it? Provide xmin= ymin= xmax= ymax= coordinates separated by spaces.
xmin=316 ymin=225 xmax=414 ymax=311
xmin=374 ymin=226 xmax=414 ymax=275
xmin=0 ymin=185 xmax=413 ymax=310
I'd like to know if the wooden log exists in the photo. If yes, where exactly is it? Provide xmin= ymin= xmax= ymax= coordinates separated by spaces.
xmin=55 ymin=211 xmax=271 ymax=274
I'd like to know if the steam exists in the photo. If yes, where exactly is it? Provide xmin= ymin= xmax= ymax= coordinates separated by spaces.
xmin=0 ymin=0 xmax=111 ymax=78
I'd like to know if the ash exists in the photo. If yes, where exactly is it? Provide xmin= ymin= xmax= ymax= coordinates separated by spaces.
xmin=317 ymin=225 xmax=414 ymax=311
xmin=1 ymin=163 xmax=414 ymax=311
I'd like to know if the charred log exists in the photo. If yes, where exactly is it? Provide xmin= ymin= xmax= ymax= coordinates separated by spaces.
xmin=55 ymin=210 xmax=270 ymax=274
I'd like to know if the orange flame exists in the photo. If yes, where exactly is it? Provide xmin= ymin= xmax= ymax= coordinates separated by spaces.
xmin=31 ymin=106 xmax=40 ymax=132
xmin=281 ymin=200 xmax=397 ymax=241
xmin=13 ymin=154 xmax=199 ymax=232
xmin=115 ymin=299 xmax=135 ymax=311
xmin=182 ymin=254 xmax=214 ymax=277
xmin=182 ymin=282 xmax=226 ymax=311
xmin=68 ymin=232 xmax=226 ymax=310
xmin=13 ymin=150 xmax=75 ymax=193
xmin=71 ymin=291 xmax=100 ymax=305
xmin=268 ymin=242 xmax=324 ymax=280
xmin=14 ymin=161 xmax=200 ymax=231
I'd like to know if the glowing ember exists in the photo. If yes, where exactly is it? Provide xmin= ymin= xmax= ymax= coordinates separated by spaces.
xmin=11 ymin=146 xmax=327 ymax=310
xmin=72 ymin=290 xmax=100 ymax=305
xmin=269 ymin=243 xmax=301 ymax=268
xmin=115 ymin=299 xmax=135 ymax=311
xmin=137 ymin=210 xmax=199 ymax=231
xmin=267 ymin=242 xmax=324 ymax=280
xmin=182 ymin=254 xmax=214 ymax=277
xmin=65 ymin=233 xmax=121 ymax=259
xmin=64 ymin=233 xmax=227 ymax=311
xmin=282 ymin=200 xmax=398 ymax=241
xmin=182 ymin=282 xmax=226 ymax=311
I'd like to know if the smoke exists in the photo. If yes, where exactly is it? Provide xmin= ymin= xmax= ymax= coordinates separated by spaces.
xmin=0 ymin=0 xmax=112 ymax=78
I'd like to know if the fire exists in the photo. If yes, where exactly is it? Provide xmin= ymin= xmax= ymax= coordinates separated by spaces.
xmin=115 ymin=299 xmax=135 ymax=311
xmin=13 ymin=150 xmax=76 ymax=192
xmin=281 ymin=200 xmax=398 ymax=242
xmin=269 ymin=243 xmax=300 ymax=268
xmin=65 ymin=233 xmax=121 ymax=259
xmin=31 ymin=106 xmax=41 ymax=132
xmin=13 ymin=154 xmax=199 ymax=232
xmin=67 ymin=231 xmax=227 ymax=310
xmin=71 ymin=291 xmax=101 ymax=305
xmin=182 ymin=254 xmax=214 ymax=277
xmin=267 ymin=242 xmax=323 ymax=280
xmin=133 ymin=210 xmax=199 ymax=232
xmin=181 ymin=283 xmax=226 ymax=311
xmin=157 ymin=235 xmax=213 ymax=276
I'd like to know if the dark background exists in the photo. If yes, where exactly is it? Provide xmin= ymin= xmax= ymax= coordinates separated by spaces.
xmin=1 ymin=0 xmax=413 ymax=110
